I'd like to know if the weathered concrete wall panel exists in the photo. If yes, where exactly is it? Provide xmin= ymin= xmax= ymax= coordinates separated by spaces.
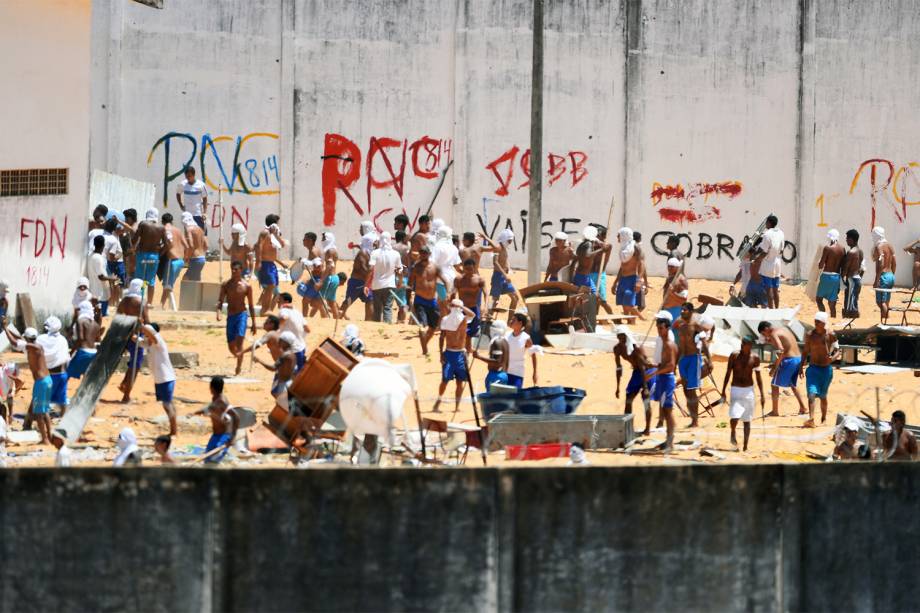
xmin=89 ymin=0 xmax=920 ymax=281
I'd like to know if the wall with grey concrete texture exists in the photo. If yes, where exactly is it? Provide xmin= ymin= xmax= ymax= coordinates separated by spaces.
xmin=1 ymin=464 xmax=917 ymax=612
xmin=91 ymin=0 xmax=920 ymax=282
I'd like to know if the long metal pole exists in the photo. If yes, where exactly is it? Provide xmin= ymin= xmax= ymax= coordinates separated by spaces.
xmin=527 ymin=0 xmax=544 ymax=286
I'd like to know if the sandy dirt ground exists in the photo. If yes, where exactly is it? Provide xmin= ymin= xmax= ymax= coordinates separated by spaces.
xmin=2 ymin=259 xmax=914 ymax=468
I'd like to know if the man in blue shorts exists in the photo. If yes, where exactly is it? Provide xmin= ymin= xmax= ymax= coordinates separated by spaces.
xmin=652 ymin=314 xmax=679 ymax=451
xmin=482 ymin=229 xmax=518 ymax=315
xmin=591 ymin=226 xmax=615 ymax=314
xmin=613 ymin=227 xmax=644 ymax=319
xmin=409 ymin=246 xmax=447 ymax=356
xmin=614 ymin=325 xmax=656 ymax=436
xmin=194 ymin=377 xmax=238 ymax=464
xmin=758 ymin=320 xmax=807 ymax=417
xmin=132 ymin=207 xmax=169 ymax=306
xmin=673 ymin=302 xmax=705 ymax=428
xmin=572 ymin=227 xmax=605 ymax=294
xmin=219 ymin=261 xmax=257 ymax=376
xmin=255 ymin=214 xmax=286 ymax=314
xmin=432 ymin=300 xmax=475 ymax=413
xmin=816 ymin=228 xmax=846 ymax=317
xmin=872 ymin=225 xmax=896 ymax=324
xmin=67 ymin=300 xmax=101 ymax=383
xmin=803 ymin=311 xmax=838 ymax=428
xmin=140 ymin=323 xmax=178 ymax=435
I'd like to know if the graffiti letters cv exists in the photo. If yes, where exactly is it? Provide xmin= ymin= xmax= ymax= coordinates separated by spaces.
xmin=147 ymin=132 xmax=280 ymax=207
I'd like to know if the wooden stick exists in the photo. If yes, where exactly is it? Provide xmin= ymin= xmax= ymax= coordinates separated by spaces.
xmin=424 ymin=160 xmax=454 ymax=218
xmin=412 ymin=392 xmax=426 ymax=460
xmin=462 ymin=353 xmax=488 ymax=466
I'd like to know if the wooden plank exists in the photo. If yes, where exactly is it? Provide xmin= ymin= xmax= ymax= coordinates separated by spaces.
xmin=525 ymin=295 xmax=568 ymax=304
xmin=15 ymin=293 xmax=36 ymax=331
xmin=53 ymin=315 xmax=138 ymax=444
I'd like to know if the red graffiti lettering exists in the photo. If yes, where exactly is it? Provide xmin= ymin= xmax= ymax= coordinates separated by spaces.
xmin=569 ymin=151 xmax=588 ymax=186
xmin=366 ymin=137 xmax=407 ymax=213
xmin=651 ymin=181 xmax=741 ymax=224
xmin=20 ymin=217 xmax=67 ymax=259
xmin=517 ymin=149 xmax=531 ymax=190
xmin=651 ymin=184 xmax=686 ymax=205
xmin=485 ymin=147 xmax=589 ymax=196
xmin=49 ymin=217 xmax=67 ymax=260
xmin=485 ymin=146 xmax=520 ymax=197
xmin=849 ymin=158 xmax=901 ymax=227
xmin=321 ymin=133 xmax=362 ymax=225
xmin=409 ymin=136 xmax=441 ymax=179
xmin=547 ymin=154 xmax=567 ymax=186
xmin=657 ymin=207 xmax=722 ymax=224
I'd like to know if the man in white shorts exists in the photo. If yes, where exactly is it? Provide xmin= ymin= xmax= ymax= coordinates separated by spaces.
xmin=720 ymin=336 xmax=765 ymax=451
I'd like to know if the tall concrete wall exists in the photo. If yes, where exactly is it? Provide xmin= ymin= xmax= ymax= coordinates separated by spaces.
xmin=90 ymin=0 xmax=920 ymax=282
xmin=0 ymin=0 xmax=92 ymax=314
xmin=1 ymin=464 xmax=917 ymax=612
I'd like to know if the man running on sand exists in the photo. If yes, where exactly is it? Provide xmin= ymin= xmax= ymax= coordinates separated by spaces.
xmin=132 ymin=208 xmax=170 ymax=306
xmin=720 ymin=336 xmax=764 ymax=451
xmin=139 ymin=323 xmax=178 ymax=435
xmin=218 ymin=261 xmax=258 ymax=376
xmin=255 ymin=214 xmax=287 ymax=313
xmin=872 ymin=226 xmax=896 ymax=324
xmin=612 ymin=227 xmax=644 ymax=320
xmin=4 ymin=326 xmax=52 ymax=444
xmin=432 ymin=300 xmax=475 ymax=413
xmin=651 ymin=312 xmax=678 ymax=452
xmin=116 ymin=279 xmax=150 ymax=403
xmin=254 ymin=333 xmax=298 ymax=410
xmin=453 ymin=259 xmax=486 ymax=353
xmin=482 ymin=229 xmax=518 ymax=315
xmin=758 ymin=321 xmax=807 ymax=417
xmin=816 ymin=228 xmax=846 ymax=317
xmin=614 ymin=325 xmax=655 ymax=436
xmin=159 ymin=213 xmax=188 ymax=309
xmin=277 ymin=293 xmax=308 ymax=371
xmin=803 ymin=311 xmax=839 ymax=428
xmin=673 ymin=302 xmax=704 ymax=428
xmin=545 ymin=232 xmax=575 ymax=282
xmin=340 ymin=233 xmax=374 ymax=321
xmin=236 ymin=314 xmax=282 ymax=363
xmin=409 ymin=245 xmax=448 ymax=356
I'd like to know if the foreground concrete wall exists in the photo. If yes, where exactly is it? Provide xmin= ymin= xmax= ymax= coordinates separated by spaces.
xmin=1 ymin=464 xmax=917 ymax=612
xmin=90 ymin=0 xmax=920 ymax=281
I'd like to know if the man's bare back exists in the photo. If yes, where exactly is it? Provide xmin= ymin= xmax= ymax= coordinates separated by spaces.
xmin=164 ymin=223 xmax=187 ymax=259
xmin=135 ymin=220 xmax=166 ymax=253
xmin=820 ymin=243 xmax=846 ymax=274
xmin=770 ymin=327 xmax=801 ymax=357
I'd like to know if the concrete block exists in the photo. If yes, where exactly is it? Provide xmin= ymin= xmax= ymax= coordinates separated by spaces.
xmin=487 ymin=413 xmax=634 ymax=451
xmin=200 ymin=282 xmax=222 ymax=311
xmin=178 ymin=280 xmax=202 ymax=311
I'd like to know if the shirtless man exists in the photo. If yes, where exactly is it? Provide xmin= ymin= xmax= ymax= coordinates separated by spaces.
xmin=545 ymin=232 xmax=575 ymax=282
xmin=758 ymin=321 xmax=807 ymax=417
xmin=816 ymin=228 xmax=846 ymax=317
xmin=883 ymin=410 xmax=918 ymax=461
xmin=633 ymin=231 xmax=649 ymax=312
xmin=720 ymin=336 xmax=765 ymax=451
xmin=159 ymin=213 xmax=188 ymax=309
xmin=661 ymin=258 xmax=688 ymax=324
xmin=651 ymin=313 xmax=679 ymax=451
xmin=481 ymin=230 xmax=517 ymax=315
xmin=802 ymin=311 xmax=838 ymax=428
xmin=571 ymin=226 xmax=605 ymax=295
xmin=237 ymin=314 xmax=283 ymax=363
xmin=301 ymin=232 xmax=322 ymax=263
xmin=673 ymin=302 xmax=704 ymax=428
xmin=220 ymin=224 xmax=254 ymax=278
xmin=117 ymin=209 xmax=139 ymax=279
xmin=614 ymin=326 xmax=655 ymax=435
xmin=341 ymin=234 xmax=374 ymax=321
xmin=409 ymin=215 xmax=431 ymax=266
xmin=612 ymin=227 xmax=644 ymax=320
xmin=432 ymin=300 xmax=475 ymax=413
xmin=116 ymin=279 xmax=150 ymax=403
xmin=218 ymin=261 xmax=257 ymax=375
xmin=661 ymin=234 xmax=685 ymax=297
xmin=66 ymin=300 xmax=102 ymax=384
xmin=591 ymin=226 xmax=614 ymax=314
xmin=182 ymin=211 xmax=208 ymax=282
xmin=872 ymin=226 xmax=896 ymax=324
xmin=393 ymin=230 xmax=411 ymax=323
xmin=194 ymin=377 xmax=239 ymax=464
xmin=833 ymin=418 xmax=867 ymax=460
xmin=460 ymin=232 xmax=484 ymax=272
xmin=393 ymin=213 xmax=410 ymax=234
xmin=842 ymin=229 xmax=864 ymax=319
xmin=132 ymin=208 xmax=170 ymax=306
xmin=4 ymin=326 xmax=52 ymax=444
xmin=472 ymin=320 xmax=510 ymax=392
xmin=409 ymin=246 xmax=448 ymax=355
xmin=254 ymin=332 xmax=298 ymax=410
xmin=255 ymin=214 xmax=287 ymax=313
xmin=904 ymin=237 xmax=920 ymax=289
xmin=453 ymin=259 xmax=486 ymax=353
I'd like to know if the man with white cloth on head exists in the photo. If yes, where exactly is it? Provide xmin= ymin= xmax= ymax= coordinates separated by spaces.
xmin=482 ymin=228 xmax=518 ymax=315
xmin=38 ymin=317 xmax=71 ymax=416
xmin=220 ymin=223 xmax=254 ymax=277
xmin=872 ymin=226 xmax=897 ymax=324
xmin=431 ymin=225 xmax=462 ymax=302
xmin=720 ymin=335 xmax=764 ymax=451
xmin=432 ymin=299 xmax=476 ymax=413
xmin=132 ymin=207 xmax=170 ymax=306
xmin=614 ymin=324 xmax=655 ymax=435
xmin=367 ymin=231 xmax=403 ymax=324
xmin=816 ymin=228 xmax=846 ymax=318
xmin=612 ymin=227 xmax=644 ymax=320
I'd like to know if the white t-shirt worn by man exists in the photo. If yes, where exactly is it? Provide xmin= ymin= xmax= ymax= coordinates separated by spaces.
xmin=761 ymin=228 xmax=785 ymax=279
xmin=279 ymin=307 xmax=307 ymax=353
xmin=177 ymin=179 xmax=209 ymax=217
xmin=142 ymin=328 xmax=176 ymax=384
xmin=86 ymin=252 xmax=110 ymax=301
xmin=103 ymin=231 xmax=123 ymax=262
xmin=368 ymin=249 xmax=402 ymax=291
